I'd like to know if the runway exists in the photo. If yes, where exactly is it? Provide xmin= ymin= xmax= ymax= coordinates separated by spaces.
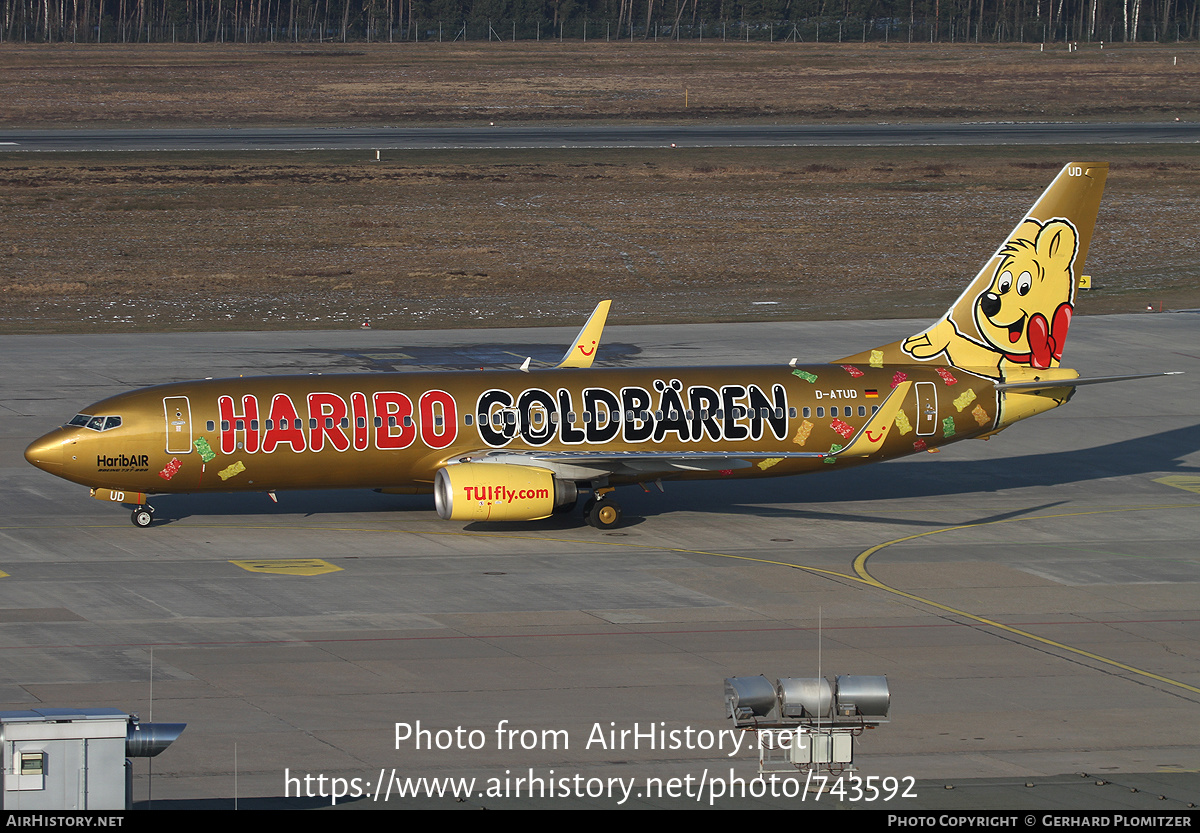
xmin=2 ymin=122 xmax=1199 ymax=152
xmin=1 ymin=314 xmax=1198 ymax=809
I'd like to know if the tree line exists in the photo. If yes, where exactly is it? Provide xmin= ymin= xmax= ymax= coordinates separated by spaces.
xmin=2 ymin=0 xmax=1194 ymax=43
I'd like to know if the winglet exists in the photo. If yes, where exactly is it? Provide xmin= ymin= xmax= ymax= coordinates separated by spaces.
xmin=556 ymin=300 xmax=612 ymax=369
xmin=834 ymin=382 xmax=913 ymax=457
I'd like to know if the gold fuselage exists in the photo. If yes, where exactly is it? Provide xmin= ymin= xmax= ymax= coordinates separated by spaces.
xmin=25 ymin=362 xmax=1026 ymax=499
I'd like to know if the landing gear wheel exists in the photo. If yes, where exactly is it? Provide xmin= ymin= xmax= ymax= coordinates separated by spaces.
xmin=131 ymin=508 xmax=153 ymax=528
xmin=588 ymin=500 xmax=622 ymax=530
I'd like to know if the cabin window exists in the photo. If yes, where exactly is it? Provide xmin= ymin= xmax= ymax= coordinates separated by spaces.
xmin=340 ymin=418 xmax=349 ymax=429
xmin=816 ymin=407 xmax=825 ymax=418
xmin=464 ymin=414 xmax=473 ymax=426
xmin=249 ymin=420 xmax=258 ymax=431
xmin=503 ymin=412 xmax=515 ymax=425
xmin=356 ymin=417 xmax=366 ymax=428
xmin=582 ymin=411 xmax=592 ymax=424
xmin=388 ymin=416 xmax=397 ymax=428
xmin=434 ymin=416 xmax=444 ymax=427
xmin=264 ymin=420 xmax=273 ymax=430
xmin=207 ymin=420 xmax=216 ymax=431
xmin=871 ymin=406 xmax=879 ymax=414
xmin=550 ymin=412 xmax=560 ymax=424
xmin=626 ymin=410 xmax=636 ymax=421
xmin=403 ymin=416 xmax=413 ymax=427
xmin=803 ymin=407 xmax=811 ymax=418
xmin=685 ymin=410 xmax=694 ymax=420
xmin=654 ymin=410 xmax=663 ymax=420
xmin=324 ymin=418 xmax=334 ymax=429
xmin=531 ymin=411 xmax=543 ymax=426
xmin=374 ymin=417 xmax=382 ymax=427
xmin=858 ymin=406 xmax=866 ymax=417
xmin=309 ymin=419 xmax=317 ymax=429
xmin=492 ymin=413 xmax=503 ymax=426
xmin=715 ymin=409 xmax=725 ymax=420
xmin=788 ymin=407 xmax=797 ymax=418
xmin=221 ymin=420 xmax=230 ymax=431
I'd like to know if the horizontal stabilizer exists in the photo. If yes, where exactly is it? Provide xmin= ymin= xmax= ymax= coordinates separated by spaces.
xmin=994 ymin=371 xmax=1182 ymax=391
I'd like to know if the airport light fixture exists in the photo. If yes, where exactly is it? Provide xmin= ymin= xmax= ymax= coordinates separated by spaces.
xmin=725 ymin=675 xmax=890 ymax=772
xmin=725 ymin=675 xmax=889 ymax=729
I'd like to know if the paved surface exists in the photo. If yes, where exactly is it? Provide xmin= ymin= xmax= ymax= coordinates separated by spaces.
xmin=2 ymin=122 xmax=1199 ymax=152
xmin=1 ymin=314 xmax=1198 ymax=810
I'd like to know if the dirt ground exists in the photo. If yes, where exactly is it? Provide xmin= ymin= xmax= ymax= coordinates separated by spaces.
xmin=0 ymin=43 xmax=1197 ymax=333
xmin=1 ymin=146 xmax=1196 ymax=333
xmin=2 ymin=41 xmax=1198 ymax=127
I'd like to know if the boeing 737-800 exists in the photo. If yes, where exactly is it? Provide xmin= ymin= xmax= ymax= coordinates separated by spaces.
xmin=24 ymin=162 xmax=1173 ymax=529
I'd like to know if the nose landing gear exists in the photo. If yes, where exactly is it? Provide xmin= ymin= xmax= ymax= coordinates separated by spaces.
xmin=131 ymin=505 xmax=155 ymax=528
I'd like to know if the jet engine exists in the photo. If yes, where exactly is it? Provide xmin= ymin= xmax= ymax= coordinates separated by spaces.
xmin=434 ymin=463 xmax=578 ymax=522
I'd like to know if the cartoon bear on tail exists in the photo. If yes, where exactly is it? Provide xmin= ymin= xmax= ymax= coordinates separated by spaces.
xmin=903 ymin=217 xmax=1079 ymax=379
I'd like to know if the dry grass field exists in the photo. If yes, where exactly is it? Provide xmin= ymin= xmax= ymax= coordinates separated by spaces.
xmin=1 ymin=147 xmax=1196 ymax=333
xmin=0 ymin=42 xmax=1197 ymax=333
xmin=2 ymin=41 xmax=1198 ymax=127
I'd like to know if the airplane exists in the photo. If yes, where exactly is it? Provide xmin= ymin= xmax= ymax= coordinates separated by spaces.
xmin=24 ymin=161 xmax=1175 ymax=530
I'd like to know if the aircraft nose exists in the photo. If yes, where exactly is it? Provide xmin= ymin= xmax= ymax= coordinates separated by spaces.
xmin=24 ymin=429 xmax=66 ymax=471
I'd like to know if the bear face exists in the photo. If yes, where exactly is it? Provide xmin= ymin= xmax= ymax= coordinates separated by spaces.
xmin=974 ymin=218 xmax=1078 ymax=368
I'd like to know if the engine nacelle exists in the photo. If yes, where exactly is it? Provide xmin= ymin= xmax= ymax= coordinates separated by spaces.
xmin=434 ymin=463 xmax=578 ymax=522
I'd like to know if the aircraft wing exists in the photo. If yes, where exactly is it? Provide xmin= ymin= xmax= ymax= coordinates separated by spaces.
xmin=452 ymin=449 xmax=830 ymax=480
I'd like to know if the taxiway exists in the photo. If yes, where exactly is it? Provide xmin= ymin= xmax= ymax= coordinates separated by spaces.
xmin=1 ymin=315 xmax=1197 ymax=809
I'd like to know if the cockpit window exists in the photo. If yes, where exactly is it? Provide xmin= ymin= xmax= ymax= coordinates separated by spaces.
xmin=68 ymin=414 xmax=123 ymax=432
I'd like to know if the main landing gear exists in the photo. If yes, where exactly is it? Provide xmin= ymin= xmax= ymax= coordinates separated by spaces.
xmin=130 ymin=505 xmax=154 ymax=528
xmin=583 ymin=489 xmax=622 ymax=529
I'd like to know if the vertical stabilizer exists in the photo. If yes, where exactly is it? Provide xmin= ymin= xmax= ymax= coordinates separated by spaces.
xmin=838 ymin=162 xmax=1108 ymax=380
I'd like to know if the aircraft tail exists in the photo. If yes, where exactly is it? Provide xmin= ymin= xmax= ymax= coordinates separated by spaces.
xmin=837 ymin=162 xmax=1108 ymax=380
